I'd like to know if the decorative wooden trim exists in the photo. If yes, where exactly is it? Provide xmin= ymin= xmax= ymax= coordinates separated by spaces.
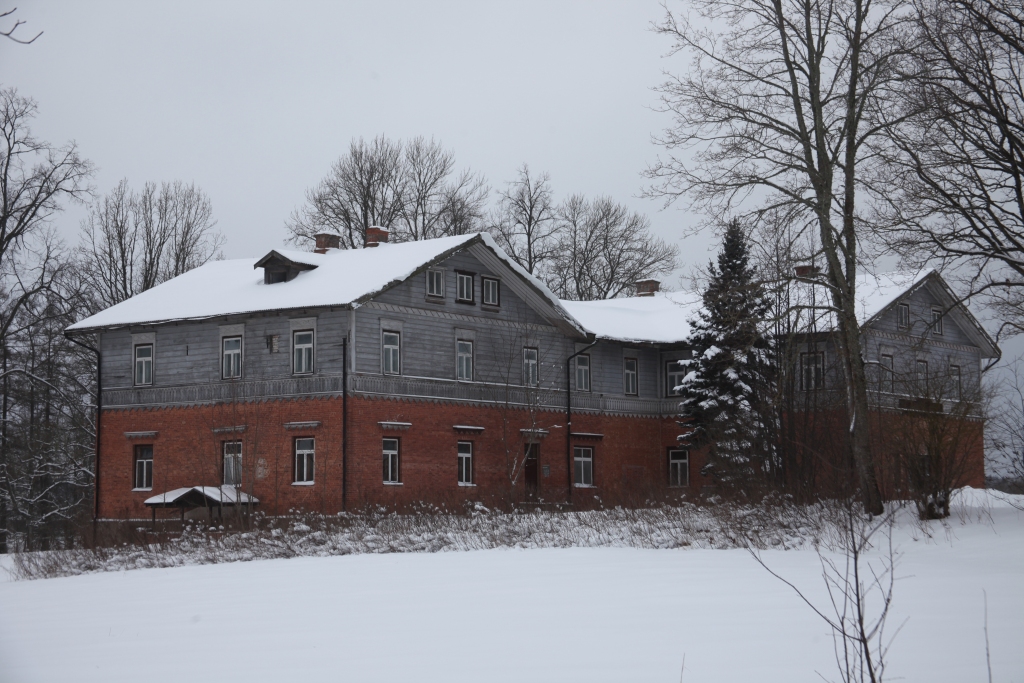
xmin=284 ymin=421 xmax=321 ymax=430
xmin=364 ymin=300 xmax=553 ymax=332
xmin=124 ymin=431 xmax=158 ymax=439
xmin=378 ymin=421 xmax=412 ymax=431
xmin=212 ymin=425 xmax=247 ymax=434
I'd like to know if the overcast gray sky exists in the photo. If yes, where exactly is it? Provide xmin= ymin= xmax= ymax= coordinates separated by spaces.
xmin=1 ymin=0 xmax=714 ymax=281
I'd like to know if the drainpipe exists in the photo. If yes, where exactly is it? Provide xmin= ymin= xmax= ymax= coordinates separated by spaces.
xmin=65 ymin=332 xmax=101 ymax=523
xmin=341 ymin=337 xmax=348 ymax=512
xmin=566 ymin=340 xmax=597 ymax=505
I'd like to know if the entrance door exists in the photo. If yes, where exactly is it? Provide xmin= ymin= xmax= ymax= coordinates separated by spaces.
xmin=524 ymin=443 xmax=539 ymax=500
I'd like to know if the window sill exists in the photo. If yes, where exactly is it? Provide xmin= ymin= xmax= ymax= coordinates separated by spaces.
xmin=424 ymin=296 xmax=445 ymax=304
xmin=383 ymin=481 xmax=403 ymax=486
xmin=573 ymin=484 xmax=597 ymax=489
xmin=481 ymin=305 xmax=500 ymax=313
xmin=291 ymin=481 xmax=315 ymax=487
xmin=132 ymin=488 xmax=152 ymax=492
xmin=458 ymin=483 xmax=476 ymax=487
xmin=454 ymin=299 xmax=475 ymax=305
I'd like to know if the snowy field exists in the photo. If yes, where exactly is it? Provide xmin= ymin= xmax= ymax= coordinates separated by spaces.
xmin=1 ymin=492 xmax=1022 ymax=683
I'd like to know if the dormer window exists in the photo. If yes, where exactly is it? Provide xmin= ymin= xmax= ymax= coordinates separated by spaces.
xmin=254 ymin=251 xmax=319 ymax=284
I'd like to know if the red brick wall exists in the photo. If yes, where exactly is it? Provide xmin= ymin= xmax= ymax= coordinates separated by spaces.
xmin=98 ymin=396 xmax=708 ymax=519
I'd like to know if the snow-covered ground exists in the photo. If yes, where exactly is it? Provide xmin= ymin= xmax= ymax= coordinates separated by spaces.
xmin=1 ymin=492 xmax=1022 ymax=683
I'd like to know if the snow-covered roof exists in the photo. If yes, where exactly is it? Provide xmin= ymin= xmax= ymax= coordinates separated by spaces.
xmin=561 ymin=291 xmax=701 ymax=344
xmin=144 ymin=485 xmax=258 ymax=507
xmin=67 ymin=233 xmax=582 ymax=334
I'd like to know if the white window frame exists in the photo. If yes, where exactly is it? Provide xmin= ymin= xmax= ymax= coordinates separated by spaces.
xmin=669 ymin=449 xmax=689 ymax=487
xmin=456 ymin=271 xmax=474 ymax=303
xmin=916 ymin=359 xmax=929 ymax=393
xmin=573 ymin=446 xmax=594 ymax=487
xmin=931 ymin=307 xmax=944 ymax=336
xmin=666 ymin=360 xmax=687 ymax=397
xmin=426 ymin=269 xmax=445 ymax=298
xmin=949 ymin=365 xmax=962 ymax=400
xmin=294 ymin=438 xmax=315 ymax=484
xmin=800 ymin=351 xmax=824 ymax=391
xmin=457 ymin=340 xmax=474 ymax=381
xmin=880 ymin=354 xmax=894 ymax=393
xmin=382 ymin=330 xmax=401 ymax=375
xmin=133 ymin=444 xmax=153 ymax=490
xmin=222 ymin=336 xmax=242 ymax=379
xmin=623 ymin=358 xmax=638 ymax=396
xmin=897 ymin=303 xmax=910 ymax=330
xmin=482 ymin=277 xmax=500 ymax=306
xmin=523 ymin=347 xmax=539 ymax=387
xmin=383 ymin=438 xmax=400 ymax=484
xmin=458 ymin=441 xmax=473 ymax=486
xmin=223 ymin=441 xmax=242 ymax=486
xmin=134 ymin=344 xmax=153 ymax=386
xmin=575 ymin=354 xmax=591 ymax=392
xmin=293 ymin=330 xmax=314 ymax=375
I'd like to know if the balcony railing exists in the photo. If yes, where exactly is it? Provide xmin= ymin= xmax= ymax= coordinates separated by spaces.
xmin=103 ymin=372 xmax=681 ymax=417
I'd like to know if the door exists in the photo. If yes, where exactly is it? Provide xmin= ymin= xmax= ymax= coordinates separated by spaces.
xmin=524 ymin=443 xmax=539 ymax=500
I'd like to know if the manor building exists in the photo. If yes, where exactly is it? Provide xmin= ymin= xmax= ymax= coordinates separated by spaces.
xmin=66 ymin=229 xmax=997 ymax=519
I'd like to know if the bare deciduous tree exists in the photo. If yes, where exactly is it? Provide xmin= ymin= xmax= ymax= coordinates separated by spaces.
xmin=880 ymin=0 xmax=1024 ymax=337
xmin=78 ymin=178 xmax=223 ymax=309
xmin=645 ymin=0 xmax=912 ymax=513
xmin=545 ymin=194 xmax=678 ymax=300
xmin=0 ymin=7 xmax=41 ymax=44
xmin=488 ymin=164 xmax=559 ymax=275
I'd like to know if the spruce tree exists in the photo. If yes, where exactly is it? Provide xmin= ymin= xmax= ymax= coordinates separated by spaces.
xmin=678 ymin=220 xmax=776 ymax=487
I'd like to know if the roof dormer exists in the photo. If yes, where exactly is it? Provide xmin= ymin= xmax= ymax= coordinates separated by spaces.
xmin=254 ymin=250 xmax=319 ymax=284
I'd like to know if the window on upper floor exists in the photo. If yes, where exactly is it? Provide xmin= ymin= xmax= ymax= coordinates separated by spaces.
xmin=931 ymin=307 xmax=944 ymax=336
xmin=916 ymin=360 xmax=929 ymax=393
xmin=382 ymin=331 xmax=401 ymax=375
xmin=427 ymin=269 xmax=444 ymax=298
xmin=482 ymin=277 xmax=500 ymax=307
xmin=523 ymin=347 xmax=539 ymax=387
xmin=897 ymin=303 xmax=910 ymax=330
xmin=880 ymin=354 xmax=894 ymax=393
xmin=457 ymin=340 xmax=474 ymax=381
xmin=134 ymin=344 xmax=153 ymax=386
xmin=949 ymin=365 xmax=962 ymax=401
xmin=294 ymin=438 xmax=315 ymax=484
xmin=223 ymin=441 xmax=242 ymax=486
xmin=293 ymin=330 xmax=314 ymax=375
xmin=623 ymin=358 xmax=638 ymax=396
xmin=575 ymin=354 xmax=591 ymax=392
xmin=133 ymin=445 xmax=153 ymax=490
xmin=458 ymin=441 xmax=473 ymax=485
xmin=456 ymin=271 xmax=474 ymax=303
xmin=666 ymin=361 xmax=687 ymax=396
xmin=222 ymin=336 xmax=242 ymax=379
xmin=800 ymin=351 xmax=824 ymax=391
xmin=669 ymin=449 xmax=689 ymax=487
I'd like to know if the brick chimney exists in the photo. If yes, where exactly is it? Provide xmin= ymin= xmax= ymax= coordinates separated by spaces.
xmin=635 ymin=279 xmax=660 ymax=297
xmin=313 ymin=233 xmax=340 ymax=254
xmin=794 ymin=264 xmax=820 ymax=277
xmin=365 ymin=226 xmax=389 ymax=247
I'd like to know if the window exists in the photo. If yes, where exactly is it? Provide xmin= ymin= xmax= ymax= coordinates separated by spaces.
xmin=293 ymin=330 xmax=314 ymax=374
xmin=574 ymin=446 xmax=593 ymax=487
xmin=880 ymin=354 xmax=894 ymax=393
xmin=624 ymin=358 xmax=638 ymax=395
xmin=669 ymin=449 xmax=689 ymax=487
xmin=916 ymin=360 xmax=929 ymax=392
xmin=133 ymin=445 xmax=153 ymax=490
xmin=931 ymin=307 xmax=944 ymax=336
xmin=575 ymin=354 xmax=591 ymax=392
xmin=666 ymin=361 xmax=687 ymax=396
xmin=949 ymin=365 xmax=961 ymax=400
xmin=800 ymin=351 xmax=824 ymax=390
xmin=134 ymin=344 xmax=153 ymax=386
xmin=456 ymin=272 xmax=474 ymax=303
xmin=383 ymin=438 xmax=400 ymax=483
xmin=382 ymin=331 xmax=401 ymax=375
xmin=223 ymin=441 xmax=242 ymax=486
xmin=294 ymin=438 xmax=315 ymax=483
xmin=458 ymin=441 xmax=473 ymax=485
xmin=426 ymin=269 xmax=445 ymax=298
xmin=897 ymin=303 xmax=910 ymax=330
xmin=457 ymin=340 xmax=474 ymax=381
xmin=482 ymin=277 xmax=500 ymax=306
xmin=523 ymin=347 xmax=539 ymax=387
xmin=222 ymin=336 xmax=242 ymax=379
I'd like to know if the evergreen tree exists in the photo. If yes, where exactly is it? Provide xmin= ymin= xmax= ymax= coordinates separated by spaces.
xmin=678 ymin=220 xmax=777 ymax=487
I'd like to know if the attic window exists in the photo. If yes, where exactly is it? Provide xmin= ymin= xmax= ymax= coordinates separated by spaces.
xmin=254 ymin=251 xmax=319 ymax=284
xmin=897 ymin=303 xmax=910 ymax=330
xmin=931 ymin=307 xmax=943 ymax=336
xmin=267 ymin=270 xmax=287 ymax=284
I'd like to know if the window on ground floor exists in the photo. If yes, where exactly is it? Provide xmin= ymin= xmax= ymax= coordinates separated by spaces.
xmin=383 ymin=438 xmax=400 ymax=483
xmin=458 ymin=441 xmax=473 ymax=485
xmin=574 ymin=446 xmax=593 ymax=487
xmin=669 ymin=449 xmax=689 ymax=487
xmin=134 ymin=445 xmax=153 ymax=490
xmin=223 ymin=441 xmax=242 ymax=486
xmin=294 ymin=438 xmax=315 ymax=483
